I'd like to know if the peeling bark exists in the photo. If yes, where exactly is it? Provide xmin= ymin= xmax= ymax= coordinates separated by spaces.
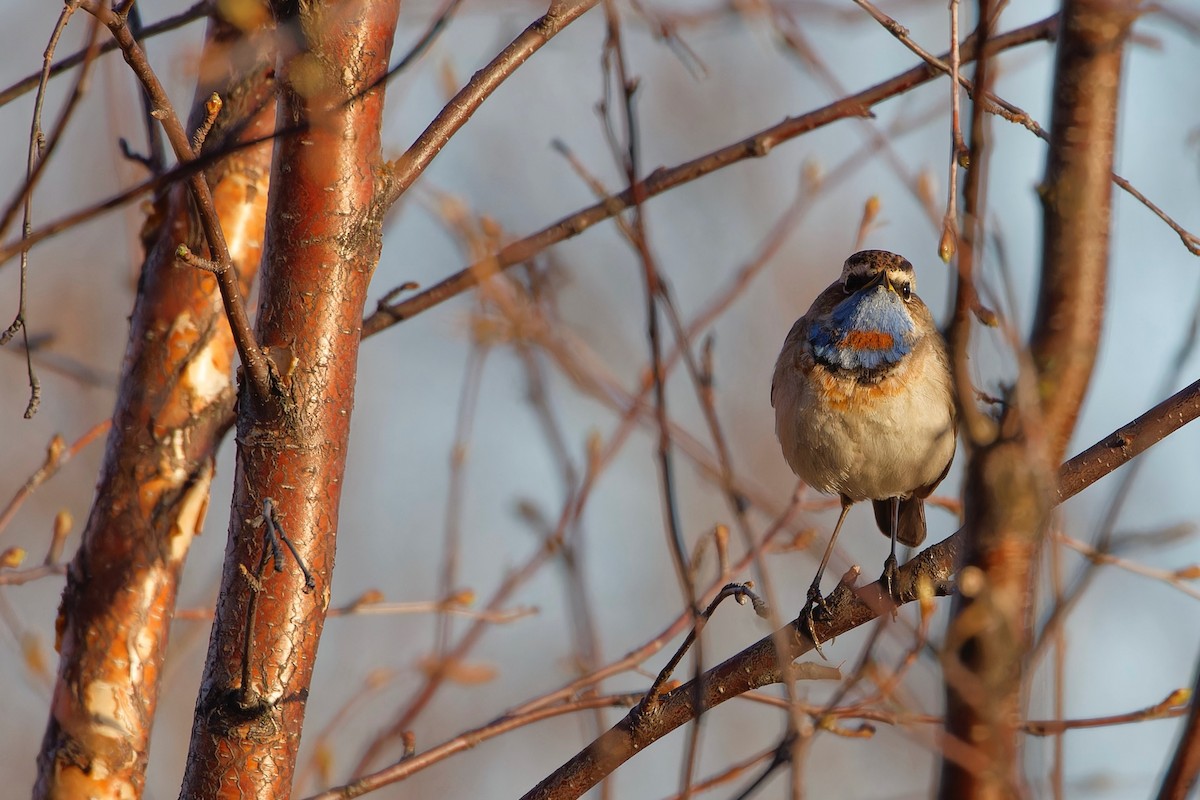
xmin=34 ymin=15 xmax=276 ymax=799
xmin=177 ymin=1 xmax=400 ymax=796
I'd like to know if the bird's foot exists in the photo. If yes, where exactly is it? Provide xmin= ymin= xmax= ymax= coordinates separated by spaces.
xmin=801 ymin=584 xmax=832 ymax=659
xmin=881 ymin=555 xmax=900 ymax=620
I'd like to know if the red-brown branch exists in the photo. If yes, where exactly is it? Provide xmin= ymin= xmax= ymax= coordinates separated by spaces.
xmin=940 ymin=2 xmax=1136 ymax=797
xmin=33 ymin=15 xmax=277 ymax=797
xmin=521 ymin=372 xmax=1200 ymax=800
xmin=1031 ymin=0 xmax=1134 ymax=466
xmin=176 ymin=0 xmax=400 ymax=795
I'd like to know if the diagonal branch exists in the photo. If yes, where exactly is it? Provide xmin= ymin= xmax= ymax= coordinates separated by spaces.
xmin=0 ymin=0 xmax=209 ymax=110
xmin=380 ymin=0 xmax=600 ymax=207
xmin=520 ymin=372 xmax=1200 ymax=800
xmin=363 ymin=14 xmax=1059 ymax=336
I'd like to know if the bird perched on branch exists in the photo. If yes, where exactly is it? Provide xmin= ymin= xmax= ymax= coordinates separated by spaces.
xmin=771 ymin=249 xmax=957 ymax=645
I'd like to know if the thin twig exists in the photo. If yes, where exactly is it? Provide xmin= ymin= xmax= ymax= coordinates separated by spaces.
xmin=175 ymin=598 xmax=537 ymax=622
xmin=3 ymin=0 xmax=99 ymax=418
xmin=306 ymin=693 xmax=643 ymax=800
xmin=642 ymin=583 xmax=767 ymax=703
xmin=942 ymin=0 xmax=964 ymax=261
xmin=433 ymin=344 xmax=488 ymax=691
xmin=0 ymin=421 xmax=110 ymax=539
xmin=363 ymin=15 xmax=1061 ymax=337
xmin=0 ymin=0 xmax=210 ymax=109
xmin=80 ymin=0 xmax=272 ymax=400
xmin=381 ymin=0 xmax=600 ymax=206
xmin=125 ymin=3 xmax=167 ymax=172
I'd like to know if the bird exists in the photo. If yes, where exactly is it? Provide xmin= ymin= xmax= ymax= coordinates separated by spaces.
xmin=771 ymin=249 xmax=957 ymax=644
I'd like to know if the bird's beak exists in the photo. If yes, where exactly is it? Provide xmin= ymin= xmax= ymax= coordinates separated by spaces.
xmin=860 ymin=271 xmax=891 ymax=293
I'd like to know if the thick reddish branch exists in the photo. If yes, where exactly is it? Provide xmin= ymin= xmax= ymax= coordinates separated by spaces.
xmin=177 ymin=1 xmax=399 ymax=796
xmin=33 ymin=18 xmax=276 ymax=798
xmin=1031 ymin=0 xmax=1133 ymax=465
xmin=940 ymin=2 xmax=1135 ymax=798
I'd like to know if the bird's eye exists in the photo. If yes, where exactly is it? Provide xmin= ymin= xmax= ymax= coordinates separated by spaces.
xmin=901 ymin=284 xmax=912 ymax=301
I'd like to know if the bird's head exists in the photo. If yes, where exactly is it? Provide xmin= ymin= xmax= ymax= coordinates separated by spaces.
xmin=839 ymin=249 xmax=915 ymax=303
xmin=809 ymin=250 xmax=921 ymax=372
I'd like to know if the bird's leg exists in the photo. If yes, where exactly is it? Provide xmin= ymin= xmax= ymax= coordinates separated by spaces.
xmin=803 ymin=498 xmax=853 ymax=652
xmin=882 ymin=495 xmax=901 ymax=617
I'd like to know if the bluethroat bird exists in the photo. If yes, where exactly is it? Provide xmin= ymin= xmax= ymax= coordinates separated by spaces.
xmin=771 ymin=250 xmax=957 ymax=644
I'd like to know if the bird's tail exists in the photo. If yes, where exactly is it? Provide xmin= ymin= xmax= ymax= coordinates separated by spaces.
xmin=872 ymin=496 xmax=926 ymax=548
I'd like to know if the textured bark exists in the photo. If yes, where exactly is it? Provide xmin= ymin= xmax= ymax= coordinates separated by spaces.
xmin=939 ymin=2 xmax=1136 ymax=798
xmin=1030 ymin=0 xmax=1134 ymax=467
xmin=938 ymin=441 xmax=1053 ymax=799
xmin=177 ymin=1 xmax=400 ymax=796
xmin=33 ymin=16 xmax=275 ymax=800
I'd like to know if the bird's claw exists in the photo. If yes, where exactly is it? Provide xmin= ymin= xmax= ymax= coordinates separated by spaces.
xmin=807 ymin=584 xmax=833 ymax=621
xmin=802 ymin=585 xmax=832 ymax=659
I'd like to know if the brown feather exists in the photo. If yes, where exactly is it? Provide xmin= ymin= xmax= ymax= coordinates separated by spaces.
xmin=872 ymin=496 xmax=927 ymax=547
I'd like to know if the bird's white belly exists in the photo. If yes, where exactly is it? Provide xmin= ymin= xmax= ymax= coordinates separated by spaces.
xmin=775 ymin=360 xmax=955 ymax=501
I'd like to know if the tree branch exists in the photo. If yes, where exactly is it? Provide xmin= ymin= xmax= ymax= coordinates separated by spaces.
xmin=0 ymin=0 xmax=210 ymax=110
xmin=520 ymin=372 xmax=1200 ymax=800
xmin=940 ymin=2 xmax=1137 ymax=796
xmin=82 ymin=0 xmax=273 ymax=401
xmin=380 ymin=0 xmax=600 ymax=207
xmin=1031 ymin=0 xmax=1136 ymax=466
xmin=177 ymin=0 xmax=400 ymax=794
xmin=363 ymin=13 xmax=1059 ymax=336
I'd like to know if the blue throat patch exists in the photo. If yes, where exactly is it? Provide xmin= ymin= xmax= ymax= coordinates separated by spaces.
xmin=809 ymin=286 xmax=915 ymax=370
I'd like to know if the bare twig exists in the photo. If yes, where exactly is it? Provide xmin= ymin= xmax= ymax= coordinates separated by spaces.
xmin=2 ymin=0 xmax=99 ymax=418
xmin=1158 ymin=664 xmax=1200 ymax=798
xmin=80 ymin=0 xmax=271 ymax=400
xmin=643 ymin=582 xmax=768 ymax=703
xmin=381 ymin=0 xmax=600 ymax=207
xmin=0 ymin=422 xmax=110 ymax=539
xmin=307 ymin=693 xmax=643 ymax=800
xmin=364 ymin=15 xmax=1060 ymax=336
xmin=176 ymin=596 xmax=536 ymax=623
xmin=0 ymin=0 xmax=209 ymax=109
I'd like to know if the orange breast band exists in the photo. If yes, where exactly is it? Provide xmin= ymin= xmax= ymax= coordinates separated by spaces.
xmin=841 ymin=330 xmax=894 ymax=350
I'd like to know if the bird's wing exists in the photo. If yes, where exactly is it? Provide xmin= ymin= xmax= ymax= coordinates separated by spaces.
xmin=770 ymin=314 xmax=811 ymax=409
